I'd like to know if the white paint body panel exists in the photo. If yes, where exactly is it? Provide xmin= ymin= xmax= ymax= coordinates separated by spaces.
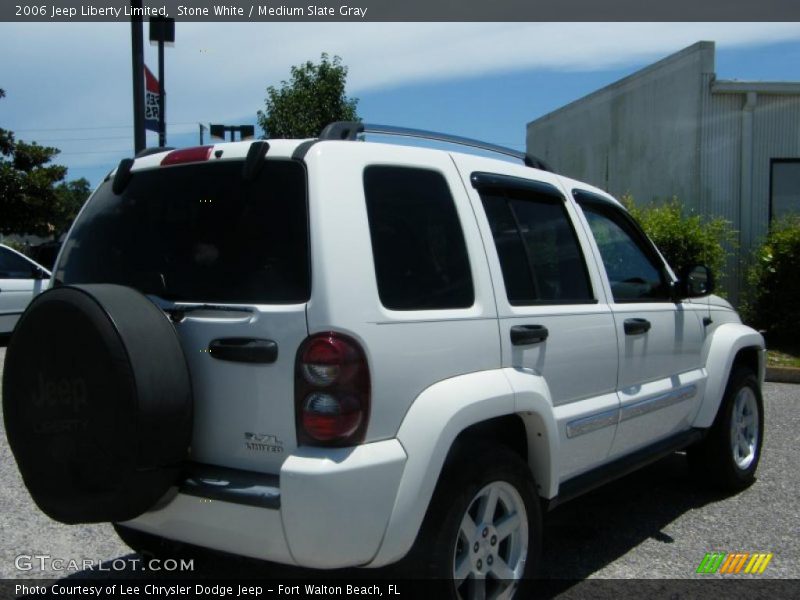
xmin=372 ymin=369 xmax=517 ymax=566
xmin=280 ymin=440 xmax=407 ymax=567
xmin=169 ymin=304 xmax=308 ymax=473
xmin=608 ymin=302 xmax=707 ymax=456
xmin=126 ymin=439 xmax=405 ymax=568
xmin=693 ymin=321 xmax=765 ymax=428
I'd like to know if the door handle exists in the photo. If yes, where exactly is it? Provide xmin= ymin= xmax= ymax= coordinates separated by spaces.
xmin=208 ymin=338 xmax=278 ymax=364
xmin=510 ymin=324 xmax=549 ymax=346
xmin=624 ymin=318 xmax=651 ymax=335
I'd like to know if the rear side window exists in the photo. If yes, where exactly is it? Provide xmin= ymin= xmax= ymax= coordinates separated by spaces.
xmin=363 ymin=166 xmax=474 ymax=310
xmin=56 ymin=160 xmax=310 ymax=304
xmin=477 ymin=185 xmax=594 ymax=305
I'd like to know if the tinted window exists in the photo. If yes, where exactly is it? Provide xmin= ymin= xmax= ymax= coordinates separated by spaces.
xmin=364 ymin=166 xmax=473 ymax=310
xmin=479 ymin=187 xmax=593 ymax=305
xmin=0 ymin=247 xmax=34 ymax=278
xmin=56 ymin=160 xmax=310 ymax=304
xmin=577 ymin=198 xmax=669 ymax=302
xmin=771 ymin=160 xmax=800 ymax=220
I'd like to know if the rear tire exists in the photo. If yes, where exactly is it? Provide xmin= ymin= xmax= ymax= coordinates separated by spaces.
xmin=688 ymin=367 xmax=763 ymax=491
xmin=404 ymin=443 xmax=541 ymax=599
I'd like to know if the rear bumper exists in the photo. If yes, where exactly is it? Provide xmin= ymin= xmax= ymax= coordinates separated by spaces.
xmin=122 ymin=439 xmax=407 ymax=568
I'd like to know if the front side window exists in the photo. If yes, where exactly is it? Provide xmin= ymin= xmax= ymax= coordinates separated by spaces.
xmin=363 ymin=166 xmax=474 ymax=310
xmin=575 ymin=192 xmax=669 ymax=302
xmin=478 ymin=183 xmax=594 ymax=305
xmin=0 ymin=247 xmax=34 ymax=278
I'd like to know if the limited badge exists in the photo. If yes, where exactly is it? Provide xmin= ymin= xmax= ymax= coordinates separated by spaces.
xmin=244 ymin=432 xmax=284 ymax=453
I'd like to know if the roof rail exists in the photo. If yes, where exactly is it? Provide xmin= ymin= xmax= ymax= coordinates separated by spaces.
xmin=317 ymin=121 xmax=553 ymax=172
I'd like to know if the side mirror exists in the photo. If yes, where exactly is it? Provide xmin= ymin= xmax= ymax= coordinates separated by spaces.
xmin=679 ymin=264 xmax=714 ymax=298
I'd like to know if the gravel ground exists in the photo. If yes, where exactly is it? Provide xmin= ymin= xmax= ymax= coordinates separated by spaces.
xmin=1 ymin=345 xmax=798 ymax=582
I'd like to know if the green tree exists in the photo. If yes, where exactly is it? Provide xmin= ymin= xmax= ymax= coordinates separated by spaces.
xmin=54 ymin=177 xmax=92 ymax=234
xmin=0 ymin=88 xmax=89 ymax=236
xmin=0 ymin=89 xmax=14 ymax=155
xmin=622 ymin=195 xmax=737 ymax=286
xmin=257 ymin=53 xmax=360 ymax=139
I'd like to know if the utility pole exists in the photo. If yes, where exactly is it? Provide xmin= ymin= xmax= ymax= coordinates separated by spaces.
xmin=130 ymin=0 xmax=145 ymax=153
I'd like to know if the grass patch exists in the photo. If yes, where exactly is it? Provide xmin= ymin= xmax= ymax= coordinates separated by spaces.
xmin=763 ymin=334 xmax=800 ymax=369
xmin=767 ymin=349 xmax=800 ymax=369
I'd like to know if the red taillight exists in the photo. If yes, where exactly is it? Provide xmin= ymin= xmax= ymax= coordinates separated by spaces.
xmin=160 ymin=146 xmax=213 ymax=166
xmin=302 ymin=393 xmax=363 ymax=441
xmin=295 ymin=332 xmax=370 ymax=447
xmin=301 ymin=336 xmax=358 ymax=386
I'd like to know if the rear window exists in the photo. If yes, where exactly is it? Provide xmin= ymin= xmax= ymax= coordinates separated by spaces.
xmin=56 ymin=160 xmax=309 ymax=304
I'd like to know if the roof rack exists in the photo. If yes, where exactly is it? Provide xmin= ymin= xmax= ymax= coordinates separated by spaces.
xmin=317 ymin=121 xmax=553 ymax=172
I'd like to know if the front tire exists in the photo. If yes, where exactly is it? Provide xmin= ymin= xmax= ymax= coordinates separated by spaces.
xmin=407 ymin=443 xmax=541 ymax=599
xmin=688 ymin=367 xmax=764 ymax=491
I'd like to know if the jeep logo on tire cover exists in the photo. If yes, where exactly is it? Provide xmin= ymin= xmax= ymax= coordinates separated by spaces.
xmin=29 ymin=373 xmax=90 ymax=436
xmin=31 ymin=373 xmax=88 ymax=412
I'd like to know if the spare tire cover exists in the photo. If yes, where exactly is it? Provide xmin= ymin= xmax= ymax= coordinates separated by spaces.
xmin=3 ymin=284 xmax=192 ymax=524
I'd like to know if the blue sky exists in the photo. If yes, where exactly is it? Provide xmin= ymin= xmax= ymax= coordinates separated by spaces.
xmin=1 ymin=22 xmax=799 ymax=187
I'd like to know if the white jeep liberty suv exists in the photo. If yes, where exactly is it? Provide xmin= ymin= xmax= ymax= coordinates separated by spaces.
xmin=3 ymin=122 xmax=765 ymax=599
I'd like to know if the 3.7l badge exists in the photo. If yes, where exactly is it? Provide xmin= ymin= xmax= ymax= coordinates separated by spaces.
xmin=244 ymin=432 xmax=284 ymax=453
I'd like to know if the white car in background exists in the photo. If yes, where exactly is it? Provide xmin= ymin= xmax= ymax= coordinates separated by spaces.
xmin=0 ymin=243 xmax=51 ymax=335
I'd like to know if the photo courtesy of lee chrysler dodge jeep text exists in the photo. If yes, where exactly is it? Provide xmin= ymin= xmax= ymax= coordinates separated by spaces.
xmin=3 ymin=122 xmax=765 ymax=600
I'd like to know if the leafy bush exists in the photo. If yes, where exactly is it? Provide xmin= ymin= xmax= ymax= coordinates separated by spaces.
xmin=622 ymin=195 xmax=736 ymax=287
xmin=743 ymin=215 xmax=800 ymax=342
xmin=1 ymin=239 xmax=28 ymax=254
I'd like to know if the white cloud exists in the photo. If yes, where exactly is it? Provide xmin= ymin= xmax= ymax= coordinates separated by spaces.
xmin=1 ymin=21 xmax=799 ymax=175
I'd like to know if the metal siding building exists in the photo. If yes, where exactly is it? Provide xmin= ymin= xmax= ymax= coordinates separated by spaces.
xmin=526 ymin=41 xmax=800 ymax=301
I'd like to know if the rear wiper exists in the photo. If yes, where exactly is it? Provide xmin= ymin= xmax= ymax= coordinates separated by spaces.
xmin=162 ymin=303 xmax=254 ymax=323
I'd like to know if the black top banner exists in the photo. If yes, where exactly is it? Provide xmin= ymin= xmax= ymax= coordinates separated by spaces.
xmin=4 ymin=0 xmax=800 ymax=22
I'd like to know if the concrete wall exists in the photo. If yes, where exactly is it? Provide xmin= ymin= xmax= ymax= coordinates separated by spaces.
xmin=527 ymin=42 xmax=715 ymax=209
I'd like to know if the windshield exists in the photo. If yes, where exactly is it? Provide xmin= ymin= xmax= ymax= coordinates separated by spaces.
xmin=56 ymin=159 xmax=310 ymax=304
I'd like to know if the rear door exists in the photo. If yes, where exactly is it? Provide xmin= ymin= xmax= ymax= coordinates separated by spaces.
xmin=55 ymin=158 xmax=310 ymax=473
xmin=455 ymin=158 xmax=620 ymax=481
